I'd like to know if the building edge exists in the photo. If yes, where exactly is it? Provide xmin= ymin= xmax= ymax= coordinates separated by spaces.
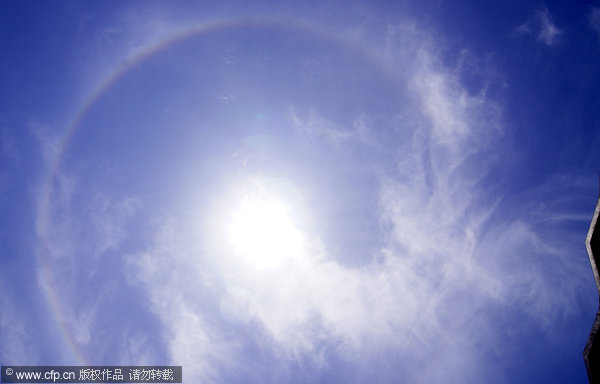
xmin=584 ymin=194 xmax=600 ymax=384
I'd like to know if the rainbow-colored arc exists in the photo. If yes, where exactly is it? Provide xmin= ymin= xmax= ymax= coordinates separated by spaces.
xmin=36 ymin=16 xmax=394 ymax=366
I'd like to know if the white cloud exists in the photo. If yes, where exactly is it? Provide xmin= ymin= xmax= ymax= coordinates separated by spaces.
xmin=515 ymin=8 xmax=562 ymax=46
xmin=537 ymin=8 xmax=562 ymax=45
xmin=289 ymin=106 xmax=371 ymax=147
xmin=219 ymin=94 xmax=237 ymax=104
xmin=126 ymin=218 xmax=244 ymax=382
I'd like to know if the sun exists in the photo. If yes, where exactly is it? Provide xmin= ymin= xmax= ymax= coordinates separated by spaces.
xmin=228 ymin=197 xmax=302 ymax=269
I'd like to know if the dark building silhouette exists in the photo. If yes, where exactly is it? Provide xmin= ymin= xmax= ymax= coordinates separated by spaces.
xmin=585 ymin=192 xmax=600 ymax=383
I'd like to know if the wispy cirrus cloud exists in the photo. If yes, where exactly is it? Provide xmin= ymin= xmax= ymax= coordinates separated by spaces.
xmin=33 ymin=122 xmax=143 ymax=363
xmin=35 ymin=10 xmax=591 ymax=384
xmin=122 ymin=18 xmax=589 ymax=384
xmin=126 ymin=219 xmax=246 ymax=382
xmin=289 ymin=107 xmax=371 ymax=147
xmin=515 ymin=7 xmax=563 ymax=46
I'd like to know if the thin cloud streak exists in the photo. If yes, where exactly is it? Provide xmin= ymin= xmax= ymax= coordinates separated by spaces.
xmin=515 ymin=7 xmax=562 ymax=46
xmin=537 ymin=8 xmax=562 ymax=46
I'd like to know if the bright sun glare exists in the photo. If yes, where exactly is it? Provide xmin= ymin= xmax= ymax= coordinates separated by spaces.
xmin=229 ymin=198 xmax=302 ymax=269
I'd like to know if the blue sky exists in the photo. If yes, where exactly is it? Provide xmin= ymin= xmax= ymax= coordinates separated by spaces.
xmin=1 ymin=1 xmax=600 ymax=383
